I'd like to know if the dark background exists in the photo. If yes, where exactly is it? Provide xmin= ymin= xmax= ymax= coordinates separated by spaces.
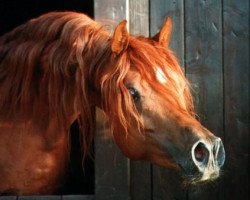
xmin=0 ymin=0 xmax=93 ymax=35
xmin=0 ymin=0 xmax=94 ymax=195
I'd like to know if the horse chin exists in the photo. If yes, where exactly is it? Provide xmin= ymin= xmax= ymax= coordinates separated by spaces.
xmin=181 ymin=169 xmax=221 ymax=186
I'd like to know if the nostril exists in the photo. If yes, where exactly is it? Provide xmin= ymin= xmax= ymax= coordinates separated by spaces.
xmin=193 ymin=142 xmax=209 ymax=164
xmin=194 ymin=143 xmax=206 ymax=162
xmin=191 ymin=138 xmax=225 ymax=177
xmin=213 ymin=139 xmax=225 ymax=167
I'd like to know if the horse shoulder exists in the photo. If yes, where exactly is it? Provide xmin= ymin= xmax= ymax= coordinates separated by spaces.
xmin=0 ymin=121 xmax=69 ymax=195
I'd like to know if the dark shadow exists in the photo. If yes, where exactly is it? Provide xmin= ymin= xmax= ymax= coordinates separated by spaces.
xmin=0 ymin=0 xmax=93 ymax=35
xmin=59 ymin=121 xmax=95 ymax=195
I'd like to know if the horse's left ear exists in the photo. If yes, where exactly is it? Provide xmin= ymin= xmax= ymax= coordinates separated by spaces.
xmin=111 ymin=20 xmax=129 ymax=55
xmin=152 ymin=17 xmax=172 ymax=47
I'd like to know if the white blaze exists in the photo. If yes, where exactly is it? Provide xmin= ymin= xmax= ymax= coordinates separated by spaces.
xmin=156 ymin=67 xmax=168 ymax=84
xmin=155 ymin=66 xmax=187 ymax=109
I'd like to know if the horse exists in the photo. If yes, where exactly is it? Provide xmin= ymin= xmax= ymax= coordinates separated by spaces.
xmin=0 ymin=12 xmax=225 ymax=195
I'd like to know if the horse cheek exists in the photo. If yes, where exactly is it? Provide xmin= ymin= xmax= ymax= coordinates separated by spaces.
xmin=112 ymin=129 xmax=146 ymax=160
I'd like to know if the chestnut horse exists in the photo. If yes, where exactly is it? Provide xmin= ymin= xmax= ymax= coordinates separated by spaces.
xmin=0 ymin=12 xmax=225 ymax=195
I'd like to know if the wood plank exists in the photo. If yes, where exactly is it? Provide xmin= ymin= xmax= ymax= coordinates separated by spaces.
xmin=94 ymin=0 xmax=129 ymax=28
xmin=130 ymin=161 xmax=151 ymax=200
xmin=184 ymin=0 xmax=224 ymax=199
xmin=94 ymin=110 xmax=130 ymax=200
xmin=223 ymin=0 xmax=249 ymax=200
xmin=129 ymin=0 xmax=149 ymax=36
xmin=94 ymin=1 xmax=130 ymax=200
xmin=150 ymin=0 xmax=185 ymax=66
xmin=0 ymin=197 xmax=17 ymax=200
xmin=150 ymin=1 xmax=187 ymax=200
xmin=129 ymin=1 xmax=152 ymax=200
xmin=152 ymin=167 xmax=188 ymax=200
xmin=18 ymin=196 xmax=60 ymax=200
xmin=62 ymin=195 xmax=94 ymax=200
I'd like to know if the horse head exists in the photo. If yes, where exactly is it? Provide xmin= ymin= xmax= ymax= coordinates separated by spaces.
xmin=95 ymin=17 xmax=225 ymax=184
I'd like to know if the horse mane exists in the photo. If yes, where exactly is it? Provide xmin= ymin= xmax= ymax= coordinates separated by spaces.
xmin=0 ymin=12 xmax=109 ymax=155
xmin=0 ymin=11 xmax=197 ymax=156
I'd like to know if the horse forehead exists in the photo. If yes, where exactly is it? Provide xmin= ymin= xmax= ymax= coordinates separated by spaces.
xmin=125 ymin=69 xmax=141 ymax=82
xmin=155 ymin=66 xmax=185 ymax=89
xmin=155 ymin=66 xmax=188 ymax=109
xmin=126 ymin=67 xmax=184 ymax=89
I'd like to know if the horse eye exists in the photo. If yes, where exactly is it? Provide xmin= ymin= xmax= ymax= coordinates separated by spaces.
xmin=127 ymin=87 xmax=140 ymax=102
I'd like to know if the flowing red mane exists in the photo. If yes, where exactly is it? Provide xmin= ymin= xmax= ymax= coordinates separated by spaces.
xmin=0 ymin=12 xmax=197 ymax=155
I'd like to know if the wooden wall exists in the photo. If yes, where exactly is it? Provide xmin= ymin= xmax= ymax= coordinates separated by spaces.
xmin=0 ymin=0 xmax=248 ymax=200
xmin=94 ymin=0 xmax=249 ymax=200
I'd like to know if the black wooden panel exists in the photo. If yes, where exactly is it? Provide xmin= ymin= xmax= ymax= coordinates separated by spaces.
xmin=130 ymin=161 xmax=152 ymax=200
xmin=185 ymin=0 xmax=224 ymax=138
xmin=223 ymin=0 xmax=249 ymax=199
xmin=0 ymin=197 xmax=17 ymax=200
xmin=0 ymin=195 xmax=95 ymax=200
xmin=18 ymin=196 xmax=60 ymax=200
xmin=185 ymin=0 xmax=224 ymax=199
xmin=150 ymin=1 xmax=187 ymax=200
xmin=95 ymin=110 xmax=130 ymax=200
xmin=62 ymin=195 xmax=95 ymax=200
xmin=152 ymin=167 xmax=188 ymax=200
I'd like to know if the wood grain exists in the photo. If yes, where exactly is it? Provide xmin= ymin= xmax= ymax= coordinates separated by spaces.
xmin=150 ymin=1 xmax=187 ymax=200
xmin=94 ymin=1 xmax=130 ymax=200
xmin=223 ymin=0 xmax=249 ymax=199
xmin=185 ymin=0 xmax=224 ymax=199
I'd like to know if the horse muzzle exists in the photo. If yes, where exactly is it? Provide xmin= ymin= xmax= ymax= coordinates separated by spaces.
xmin=162 ymin=132 xmax=225 ymax=184
xmin=190 ymin=137 xmax=225 ymax=182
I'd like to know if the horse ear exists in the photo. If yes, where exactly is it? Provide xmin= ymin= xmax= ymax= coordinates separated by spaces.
xmin=111 ymin=20 xmax=129 ymax=55
xmin=152 ymin=17 xmax=172 ymax=47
